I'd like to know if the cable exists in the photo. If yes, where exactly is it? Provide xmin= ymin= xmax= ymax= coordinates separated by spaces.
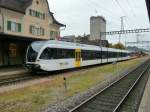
xmin=86 ymin=0 xmax=128 ymax=29
xmin=89 ymin=0 xmax=114 ymax=15
xmin=113 ymin=0 xmax=138 ymax=29
xmin=125 ymin=0 xmax=136 ymax=17
xmin=86 ymin=0 xmax=120 ymax=20
xmin=114 ymin=0 xmax=127 ymax=16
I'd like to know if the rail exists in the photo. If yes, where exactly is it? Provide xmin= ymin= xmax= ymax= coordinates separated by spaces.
xmin=69 ymin=59 xmax=150 ymax=112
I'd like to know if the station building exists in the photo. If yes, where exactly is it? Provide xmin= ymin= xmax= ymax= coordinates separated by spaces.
xmin=0 ymin=0 xmax=65 ymax=66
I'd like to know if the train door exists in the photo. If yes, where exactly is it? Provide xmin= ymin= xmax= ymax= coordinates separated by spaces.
xmin=75 ymin=49 xmax=81 ymax=67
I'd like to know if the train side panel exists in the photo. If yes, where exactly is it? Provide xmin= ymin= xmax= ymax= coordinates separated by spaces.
xmin=37 ymin=59 xmax=75 ymax=71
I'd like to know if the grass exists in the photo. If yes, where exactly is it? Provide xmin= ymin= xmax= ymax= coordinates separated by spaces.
xmin=0 ymin=57 xmax=147 ymax=112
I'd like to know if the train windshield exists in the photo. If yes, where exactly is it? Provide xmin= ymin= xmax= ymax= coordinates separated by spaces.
xmin=27 ymin=41 xmax=46 ymax=62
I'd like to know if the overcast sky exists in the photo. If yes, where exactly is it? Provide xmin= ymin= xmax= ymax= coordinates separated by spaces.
xmin=48 ymin=0 xmax=150 ymax=45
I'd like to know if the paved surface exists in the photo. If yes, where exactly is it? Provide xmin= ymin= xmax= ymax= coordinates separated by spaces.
xmin=138 ymin=73 xmax=150 ymax=112
xmin=0 ymin=67 xmax=28 ymax=76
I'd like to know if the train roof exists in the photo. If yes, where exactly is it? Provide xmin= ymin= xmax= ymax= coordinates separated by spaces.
xmin=31 ymin=40 xmax=130 ymax=53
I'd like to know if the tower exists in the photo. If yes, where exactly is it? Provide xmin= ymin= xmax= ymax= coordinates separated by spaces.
xmin=90 ymin=16 xmax=106 ymax=41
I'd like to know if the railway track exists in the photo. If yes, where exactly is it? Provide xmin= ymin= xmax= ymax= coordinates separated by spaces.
xmin=0 ymin=67 xmax=96 ymax=87
xmin=0 ymin=58 xmax=142 ymax=87
xmin=69 ymin=59 xmax=150 ymax=112
xmin=0 ymin=65 xmax=99 ymax=87
xmin=0 ymin=73 xmax=39 ymax=86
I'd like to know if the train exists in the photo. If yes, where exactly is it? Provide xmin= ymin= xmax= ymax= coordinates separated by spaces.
xmin=25 ymin=40 xmax=132 ymax=72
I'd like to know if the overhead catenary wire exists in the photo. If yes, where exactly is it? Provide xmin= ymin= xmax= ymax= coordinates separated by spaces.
xmin=87 ymin=0 xmax=115 ymax=15
xmin=125 ymin=0 xmax=136 ymax=17
xmin=124 ymin=0 xmax=143 ymax=28
xmin=114 ymin=0 xmax=127 ymax=16
xmin=83 ymin=0 xmax=138 ymax=30
xmin=77 ymin=0 xmax=121 ymax=30
xmin=112 ymin=0 xmax=138 ymax=30
xmin=86 ymin=0 xmax=121 ymax=20
xmin=111 ymin=0 xmax=131 ymax=30
xmin=85 ymin=0 xmax=129 ymax=36
xmin=85 ymin=0 xmax=126 ymax=29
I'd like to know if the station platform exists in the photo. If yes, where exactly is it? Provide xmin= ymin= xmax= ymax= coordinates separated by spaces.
xmin=138 ymin=73 xmax=150 ymax=112
xmin=0 ymin=66 xmax=29 ymax=77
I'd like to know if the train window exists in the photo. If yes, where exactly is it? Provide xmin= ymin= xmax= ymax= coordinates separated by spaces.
xmin=53 ymin=48 xmax=75 ymax=59
xmin=50 ymin=48 xmax=57 ymax=59
xmin=107 ymin=52 xmax=111 ymax=58
xmin=81 ymin=50 xmax=101 ymax=60
xmin=27 ymin=45 xmax=38 ymax=62
xmin=107 ymin=51 xmax=121 ymax=58
xmin=59 ymin=49 xmax=74 ymax=59
xmin=40 ymin=48 xmax=75 ymax=59
xmin=101 ymin=51 xmax=107 ymax=59
xmin=40 ymin=48 xmax=51 ymax=59
xmin=115 ymin=52 xmax=118 ymax=58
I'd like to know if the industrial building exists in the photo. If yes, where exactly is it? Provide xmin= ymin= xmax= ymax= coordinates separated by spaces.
xmin=90 ymin=16 xmax=106 ymax=41
xmin=62 ymin=16 xmax=107 ymax=46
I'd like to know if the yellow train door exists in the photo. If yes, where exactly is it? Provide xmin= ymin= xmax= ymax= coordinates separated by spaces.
xmin=75 ymin=49 xmax=81 ymax=67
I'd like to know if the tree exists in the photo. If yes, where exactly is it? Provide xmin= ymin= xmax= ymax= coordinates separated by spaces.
xmin=113 ymin=42 xmax=126 ymax=49
xmin=108 ymin=43 xmax=113 ymax=48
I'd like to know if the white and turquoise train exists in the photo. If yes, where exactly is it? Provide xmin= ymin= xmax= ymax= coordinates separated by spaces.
xmin=26 ymin=40 xmax=132 ymax=72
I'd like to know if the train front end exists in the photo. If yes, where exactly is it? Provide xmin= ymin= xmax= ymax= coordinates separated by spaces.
xmin=26 ymin=41 xmax=45 ymax=72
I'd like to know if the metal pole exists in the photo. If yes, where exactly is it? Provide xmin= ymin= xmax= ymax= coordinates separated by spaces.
xmin=119 ymin=16 xmax=126 ymax=43
xmin=63 ymin=77 xmax=67 ymax=90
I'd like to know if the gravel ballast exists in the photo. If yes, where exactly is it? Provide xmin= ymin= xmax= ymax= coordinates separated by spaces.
xmin=43 ymin=61 xmax=143 ymax=112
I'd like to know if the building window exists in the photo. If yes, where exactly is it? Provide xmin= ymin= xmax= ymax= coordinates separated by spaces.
xmin=29 ymin=9 xmax=45 ymax=19
xmin=7 ymin=21 xmax=21 ymax=32
xmin=30 ymin=25 xmax=44 ymax=36
xmin=36 ymin=1 xmax=39 ymax=5
xmin=50 ymin=31 xmax=58 ymax=39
